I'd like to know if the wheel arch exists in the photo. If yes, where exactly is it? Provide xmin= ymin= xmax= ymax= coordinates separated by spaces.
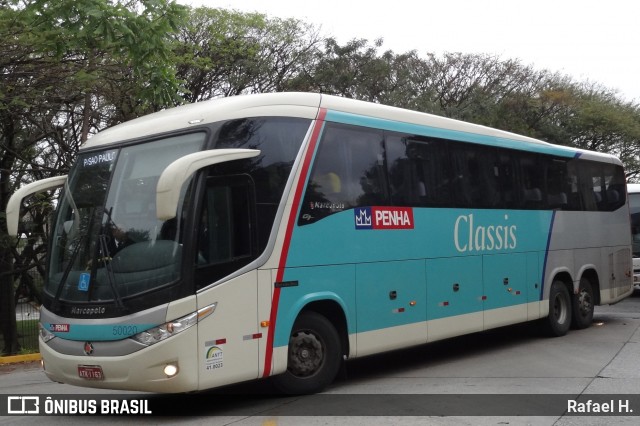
xmin=271 ymin=296 xmax=349 ymax=394
xmin=286 ymin=292 xmax=350 ymax=358
xmin=549 ymin=270 xmax=573 ymax=296
xmin=578 ymin=267 xmax=601 ymax=305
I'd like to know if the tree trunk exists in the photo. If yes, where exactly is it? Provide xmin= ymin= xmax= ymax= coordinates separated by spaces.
xmin=0 ymin=248 xmax=21 ymax=355
xmin=0 ymin=121 xmax=21 ymax=355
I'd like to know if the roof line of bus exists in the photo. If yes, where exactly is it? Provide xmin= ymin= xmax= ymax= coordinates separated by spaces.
xmin=79 ymin=92 xmax=621 ymax=164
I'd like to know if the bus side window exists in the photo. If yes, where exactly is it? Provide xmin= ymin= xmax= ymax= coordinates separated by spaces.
xmin=299 ymin=123 xmax=386 ymax=225
xmin=386 ymin=135 xmax=451 ymax=207
xmin=545 ymin=158 xmax=574 ymax=210
xmin=449 ymin=144 xmax=502 ymax=209
xmin=603 ymin=164 xmax=626 ymax=211
xmin=576 ymin=160 xmax=625 ymax=212
xmin=517 ymin=153 xmax=544 ymax=210
xmin=195 ymin=175 xmax=256 ymax=288
xmin=495 ymin=151 xmax=519 ymax=209
xmin=578 ymin=160 xmax=601 ymax=211
xmin=472 ymin=149 xmax=501 ymax=208
xmin=198 ymin=186 xmax=234 ymax=265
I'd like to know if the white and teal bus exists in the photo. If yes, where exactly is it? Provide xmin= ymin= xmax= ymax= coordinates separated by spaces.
xmin=7 ymin=93 xmax=633 ymax=394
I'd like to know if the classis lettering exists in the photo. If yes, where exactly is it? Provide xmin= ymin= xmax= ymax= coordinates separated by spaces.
xmin=454 ymin=213 xmax=517 ymax=253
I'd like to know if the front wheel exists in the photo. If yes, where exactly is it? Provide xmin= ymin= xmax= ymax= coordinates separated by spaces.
xmin=272 ymin=311 xmax=342 ymax=395
xmin=544 ymin=280 xmax=572 ymax=337
xmin=571 ymin=276 xmax=594 ymax=329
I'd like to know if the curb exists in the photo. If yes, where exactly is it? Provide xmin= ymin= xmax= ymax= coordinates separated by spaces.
xmin=0 ymin=353 xmax=41 ymax=364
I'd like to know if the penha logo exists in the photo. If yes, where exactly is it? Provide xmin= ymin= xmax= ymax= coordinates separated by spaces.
xmin=49 ymin=324 xmax=70 ymax=333
xmin=354 ymin=207 xmax=414 ymax=230
xmin=354 ymin=207 xmax=373 ymax=229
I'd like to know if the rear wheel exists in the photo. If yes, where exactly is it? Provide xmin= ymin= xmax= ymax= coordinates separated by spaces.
xmin=272 ymin=311 xmax=342 ymax=395
xmin=571 ymin=276 xmax=594 ymax=329
xmin=544 ymin=280 xmax=572 ymax=337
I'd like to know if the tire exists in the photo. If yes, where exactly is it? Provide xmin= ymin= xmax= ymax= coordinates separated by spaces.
xmin=544 ymin=280 xmax=572 ymax=337
xmin=272 ymin=311 xmax=342 ymax=395
xmin=571 ymin=276 xmax=594 ymax=329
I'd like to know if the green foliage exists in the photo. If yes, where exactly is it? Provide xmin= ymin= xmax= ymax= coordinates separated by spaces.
xmin=172 ymin=6 xmax=321 ymax=101
xmin=27 ymin=0 xmax=188 ymax=115
xmin=0 ymin=0 xmax=188 ymax=355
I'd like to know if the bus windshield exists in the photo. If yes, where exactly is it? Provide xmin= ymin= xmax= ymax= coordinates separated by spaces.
xmin=47 ymin=133 xmax=205 ymax=304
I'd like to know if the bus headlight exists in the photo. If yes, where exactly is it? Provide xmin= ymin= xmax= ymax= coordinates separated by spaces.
xmin=131 ymin=303 xmax=216 ymax=346
xmin=39 ymin=323 xmax=56 ymax=343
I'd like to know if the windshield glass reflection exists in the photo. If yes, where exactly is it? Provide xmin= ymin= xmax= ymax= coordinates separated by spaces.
xmin=47 ymin=133 xmax=204 ymax=304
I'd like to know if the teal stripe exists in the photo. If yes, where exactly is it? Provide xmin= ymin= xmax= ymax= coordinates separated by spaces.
xmin=325 ymin=110 xmax=577 ymax=158
xmin=44 ymin=322 xmax=156 ymax=341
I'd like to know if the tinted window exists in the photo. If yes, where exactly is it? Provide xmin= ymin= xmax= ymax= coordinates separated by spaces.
xmin=209 ymin=117 xmax=310 ymax=250
xmin=299 ymin=123 xmax=386 ymax=225
xmin=195 ymin=175 xmax=256 ymax=288
xmin=449 ymin=144 xmax=501 ymax=208
xmin=386 ymin=134 xmax=452 ymax=207
xmin=543 ymin=158 xmax=577 ymax=210
xmin=297 ymin=121 xmax=627 ymax=226
xmin=575 ymin=160 xmax=625 ymax=212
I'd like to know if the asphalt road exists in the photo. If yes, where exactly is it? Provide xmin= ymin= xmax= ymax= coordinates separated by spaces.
xmin=1 ymin=290 xmax=639 ymax=425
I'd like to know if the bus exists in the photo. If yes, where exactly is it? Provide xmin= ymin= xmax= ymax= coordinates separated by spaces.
xmin=628 ymin=183 xmax=640 ymax=288
xmin=6 ymin=92 xmax=633 ymax=394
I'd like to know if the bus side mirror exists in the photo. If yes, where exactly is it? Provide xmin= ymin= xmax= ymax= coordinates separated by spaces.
xmin=6 ymin=175 xmax=68 ymax=237
xmin=156 ymin=148 xmax=260 ymax=221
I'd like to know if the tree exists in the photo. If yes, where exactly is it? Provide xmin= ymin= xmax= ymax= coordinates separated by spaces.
xmin=287 ymin=38 xmax=408 ymax=102
xmin=546 ymin=83 xmax=640 ymax=178
xmin=173 ymin=7 xmax=322 ymax=102
xmin=0 ymin=0 xmax=187 ymax=355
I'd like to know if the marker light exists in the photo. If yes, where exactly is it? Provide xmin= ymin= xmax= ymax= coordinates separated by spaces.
xmin=164 ymin=364 xmax=179 ymax=377
xmin=131 ymin=303 xmax=217 ymax=346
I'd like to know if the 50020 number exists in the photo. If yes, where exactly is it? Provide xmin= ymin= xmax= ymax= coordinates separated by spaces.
xmin=112 ymin=325 xmax=138 ymax=336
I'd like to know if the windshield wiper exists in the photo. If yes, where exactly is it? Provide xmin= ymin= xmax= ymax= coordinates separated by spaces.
xmin=98 ymin=233 xmax=126 ymax=311
xmin=51 ymin=234 xmax=85 ymax=311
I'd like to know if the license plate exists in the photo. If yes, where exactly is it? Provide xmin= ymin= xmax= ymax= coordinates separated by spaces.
xmin=78 ymin=365 xmax=104 ymax=380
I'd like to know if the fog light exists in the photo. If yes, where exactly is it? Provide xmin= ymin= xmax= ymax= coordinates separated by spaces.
xmin=41 ymin=359 xmax=45 ymax=370
xmin=164 ymin=364 xmax=178 ymax=377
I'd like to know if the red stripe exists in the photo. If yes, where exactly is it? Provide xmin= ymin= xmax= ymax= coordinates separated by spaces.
xmin=262 ymin=108 xmax=327 ymax=377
